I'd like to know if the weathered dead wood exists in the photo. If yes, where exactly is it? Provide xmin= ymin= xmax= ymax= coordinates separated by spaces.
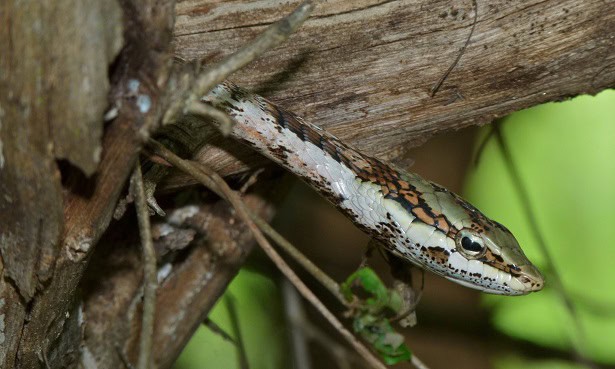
xmin=174 ymin=0 xmax=615 ymax=164
xmin=48 ymin=2 xmax=124 ymax=176
xmin=1 ymin=0 xmax=177 ymax=367
xmin=0 ymin=0 xmax=122 ymax=366
xmin=80 ymin=186 xmax=277 ymax=369
xmin=0 ymin=0 xmax=613 ymax=368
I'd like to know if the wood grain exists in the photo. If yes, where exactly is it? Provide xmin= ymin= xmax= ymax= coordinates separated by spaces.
xmin=174 ymin=0 xmax=615 ymax=163
xmin=0 ymin=0 xmax=177 ymax=367
xmin=47 ymin=1 xmax=124 ymax=175
xmin=81 ymin=186 xmax=277 ymax=369
xmin=0 ymin=1 xmax=613 ymax=367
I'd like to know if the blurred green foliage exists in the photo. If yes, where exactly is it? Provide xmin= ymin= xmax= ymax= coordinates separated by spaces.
xmin=494 ymin=357 xmax=592 ymax=369
xmin=463 ymin=90 xmax=615 ymax=367
xmin=174 ymin=90 xmax=614 ymax=369
xmin=174 ymin=268 xmax=287 ymax=369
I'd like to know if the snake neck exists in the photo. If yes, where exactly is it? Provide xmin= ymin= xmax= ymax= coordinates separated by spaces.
xmin=205 ymin=82 xmax=459 ymax=238
xmin=202 ymin=82 xmax=544 ymax=296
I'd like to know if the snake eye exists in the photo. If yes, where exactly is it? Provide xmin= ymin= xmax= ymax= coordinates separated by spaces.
xmin=456 ymin=230 xmax=486 ymax=258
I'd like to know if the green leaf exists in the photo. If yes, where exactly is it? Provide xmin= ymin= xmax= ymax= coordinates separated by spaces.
xmin=341 ymin=267 xmax=413 ymax=364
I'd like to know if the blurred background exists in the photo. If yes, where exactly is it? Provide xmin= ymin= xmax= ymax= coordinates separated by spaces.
xmin=174 ymin=90 xmax=614 ymax=369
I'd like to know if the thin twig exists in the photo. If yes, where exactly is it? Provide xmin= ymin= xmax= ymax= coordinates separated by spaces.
xmin=282 ymin=280 xmax=313 ymax=369
xmin=147 ymin=139 xmax=389 ymax=369
xmin=411 ymin=355 xmax=431 ymax=369
xmin=187 ymin=1 xmax=313 ymax=102
xmin=239 ymin=168 xmax=265 ymax=194
xmin=116 ymin=344 xmax=135 ymax=369
xmin=284 ymin=279 xmax=364 ymax=369
xmin=250 ymin=214 xmax=345 ymax=303
xmin=163 ymin=1 xmax=313 ymax=125
xmin=186 ymin=101 xmax=235 ymax=136
xmin=492 ymin=121 xmax=594 ymax=368
xmin=472 ymin=125 xmax=496 ymax=167
xmin=225 ymin=295 xmax=250 ymax=369
xmin=131 ymin=162 xmax=158 ymax=369
xmin=430 ymin=0 xmax=478 ymax=96
xmin=299 ymin=320 xmax=364 ymax=369
xmin=203 ymin=318 xmax=237 ymax=344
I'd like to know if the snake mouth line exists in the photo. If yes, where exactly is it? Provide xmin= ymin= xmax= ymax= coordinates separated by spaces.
xmin=444 ymin=264 xmax=544 ymax=295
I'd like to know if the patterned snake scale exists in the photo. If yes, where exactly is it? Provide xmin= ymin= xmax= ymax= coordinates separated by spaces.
xmin=203 ymin=82 xmax=544 ymax=295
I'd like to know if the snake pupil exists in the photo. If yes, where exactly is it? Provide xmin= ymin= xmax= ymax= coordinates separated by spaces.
xmin=461 ymin=236 xmax=483 ymax=252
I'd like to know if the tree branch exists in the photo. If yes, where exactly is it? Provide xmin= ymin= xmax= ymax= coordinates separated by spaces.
xmin=1 ymin=0 xmax=177 ymax=367
xmin=1 ymin=0 xmax=613 ymax=368
xmin=174 ymin=0 xmax=615 ymax=165
xmin=81 ymin=183 xmax=279 ymax=368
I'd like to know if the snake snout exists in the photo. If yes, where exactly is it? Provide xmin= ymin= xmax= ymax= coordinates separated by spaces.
xmin=517 ymin=264 xmax=545 ymax=292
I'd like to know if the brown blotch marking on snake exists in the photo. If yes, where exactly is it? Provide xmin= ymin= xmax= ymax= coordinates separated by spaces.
xmin=386 ymin=181 xmax=397 ymax=193
xmin=412 ymin=207 xmax=435 ymax=226
xmin=420 ymin=245 xmax=450 ymax=265
xmin=226 ymin=82 xmax=460 ymax=238
xmin=328 ymin=141 xmax=458 ymax=238
xmin=398 ymin=180 xmax=411 ymax=190
xmin=399 ymin=189 xmax=420 ymax=206
xmin=268 ymin=145 xmax=290 ymax=163
xmin=433 ymin=214 xmax=451 ymax=235
xmin=381 ymin=186 xmax=390 ymax=197
xmin=478 ymin=248 xmax=523 ymax=277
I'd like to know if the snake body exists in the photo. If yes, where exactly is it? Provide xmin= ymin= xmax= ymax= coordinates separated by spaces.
xmin=203 ymin=82 xmax=544 ymax=295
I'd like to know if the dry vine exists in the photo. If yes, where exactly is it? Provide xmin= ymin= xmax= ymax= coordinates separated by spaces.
xmin=1 ymin=0 xmax=613 ymax=368
xmin=130 ymin=1 xmax=410 ymax=367
xmin=148 ymin=140 xmax=392 ymax=369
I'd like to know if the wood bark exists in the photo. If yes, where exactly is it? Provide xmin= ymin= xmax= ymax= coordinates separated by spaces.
xmin=172 ymin=0 xmax=615 ymax=174
xmin=0 ymin=0 xmax=612 ymax=368
xmin=1 ymin=0 xmax=176 ymax=367
xmin=81 ymin=186 xmax=278 ymax=369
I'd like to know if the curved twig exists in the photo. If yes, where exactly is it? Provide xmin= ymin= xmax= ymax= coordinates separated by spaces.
xmin=147 ymin=139 xmax=390 ymax=369
xmin=163 ymin=1 xmax=314 ymax=125
xmin=430 ymin=0 xmax=478 ymax=96
xmin=131 ymin=162 xmax=158 ymax=369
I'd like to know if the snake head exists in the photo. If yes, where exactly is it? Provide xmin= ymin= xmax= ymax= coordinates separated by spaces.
xmin=432 ymin=189 xmax=545 ymax=295
xmin=446 ymin=221 xmax=545 ymax=295
xmin=384 ymin=173 xmax=544 ymax=295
